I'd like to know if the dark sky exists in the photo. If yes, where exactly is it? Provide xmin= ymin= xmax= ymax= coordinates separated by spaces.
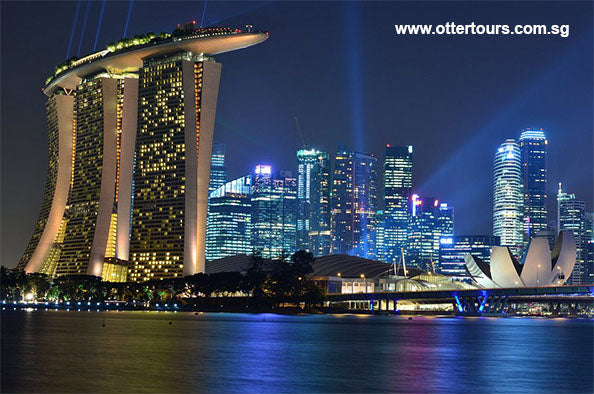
xmin=1 ymin=1 xmax=592 ymax=268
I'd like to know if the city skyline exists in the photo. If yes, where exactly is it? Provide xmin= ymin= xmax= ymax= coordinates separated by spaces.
xmin=2 ymin=1 xmax=593 ymax=268
xmin=1 ymin=3 xmax=592 ymax=394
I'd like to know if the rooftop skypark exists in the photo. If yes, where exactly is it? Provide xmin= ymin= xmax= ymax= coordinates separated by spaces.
xmin=44 ymin=22 xmax=268 ymax=95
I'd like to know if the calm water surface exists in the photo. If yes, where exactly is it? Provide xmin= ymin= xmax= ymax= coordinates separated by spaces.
xmin=1 ymin=310 xmax=593 ymax=393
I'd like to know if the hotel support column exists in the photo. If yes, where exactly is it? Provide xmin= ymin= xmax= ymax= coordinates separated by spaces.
xmin=183 ymin=58 xmax=222 ymax=276
xmin=24 ymin=95 xmax=74 ymax=273
xmin=115 ymin=78 xmax=139 ymax=261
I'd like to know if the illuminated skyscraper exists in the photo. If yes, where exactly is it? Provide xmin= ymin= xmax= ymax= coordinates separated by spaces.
xmin=438 ymin=235 xmax=500 ymax=280
xmin=519 ymin=128 xmax=548 ymax=247
xmin=493 ymin=139 xmax=523 ymax=256
xmin=407 ymin=195 xmax=453 ymax=269
xmin=18 ymin=23 xmax=268 ymax=281
xmin=435 ymin=202 xmax=454 ymax=253
xmin=382 ymin=145 xmax=413 ymax=263
xmin=205 ymin=176 xmax=252 ymax=261
xmin=585 ymin=213 xmax=594 ymax=284
xmin=375 ymin=210 xmax=386 ymax=260
xmin=557 ymin=183 xmax=588 ymax=284
xmin=251 ymin=165 xmax=297 ymax=259
xmin=331 ymin=148 xmax=378 ymax=259
xmin=209 ymin=143 xmax=227 ymax=193
xmin=296 ymin=148 xmax=331 ymax=255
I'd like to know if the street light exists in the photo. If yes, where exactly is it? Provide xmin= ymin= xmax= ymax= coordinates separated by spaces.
xmin=537 ymin=264 xmax=541 ymax=286
xmin=360 ymin=274 xmax=367 ymax=293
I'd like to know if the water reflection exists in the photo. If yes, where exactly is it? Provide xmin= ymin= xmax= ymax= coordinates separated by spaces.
xmin=1 ymin=311 xmax=592 ymax=393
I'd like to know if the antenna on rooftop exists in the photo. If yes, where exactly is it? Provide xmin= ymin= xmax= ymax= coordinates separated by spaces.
xmin=294 ymin=116 xmax=306 ymax=148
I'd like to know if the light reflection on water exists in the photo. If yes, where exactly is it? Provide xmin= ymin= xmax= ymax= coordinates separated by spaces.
xmin=1 ymin=311 xmax=592 ymax=393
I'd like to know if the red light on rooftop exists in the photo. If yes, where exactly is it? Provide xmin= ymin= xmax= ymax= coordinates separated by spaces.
xmin=193 ymin=20 xmax=196 ymax=24
xmin=386 ymin=144 xmax=390 ymax=147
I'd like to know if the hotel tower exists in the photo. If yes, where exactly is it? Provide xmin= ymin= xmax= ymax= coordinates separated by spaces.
xmin=17 ymin=22 xmax=268 ymax=282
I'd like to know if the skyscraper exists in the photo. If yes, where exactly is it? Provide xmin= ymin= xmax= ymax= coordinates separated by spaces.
xmin=331 ymin=148 xmax=378 ymax=259
xmin=557 ymin=183 xmax=588 ymax=284
xmin=519 ymin=128 xmax=548 ymax=247
xmin=209 ymin=143 xmax=227 ymax=193
xmin=205 ymin=176 xmax=252 ymax=261
xmin=434 ymin=202 xmax=454 ymax=256
xmin=493 ymin=139 xmax=523 ymax=256
xmin=438 ymin=235 xmax=500 ymax=280
xmin=18 ymin=23 xmax=268 ymax=281
xmin=407 ymin=195 xmax=453 ymax=270
xmin=585 ymin=213 xmax=594 ymax=284
xmin=251 ymin=165 xmax=297 ymax=259
xmin=382 ymin=145 xmax=413 ymax=263
xmin=296 ymin=148 xmax=331 ymax=255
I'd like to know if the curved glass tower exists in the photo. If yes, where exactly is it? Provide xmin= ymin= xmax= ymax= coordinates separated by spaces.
xmin=493 ymin=139 xmax=523 ymax=256
xmin=18 ymin=23 xmax=268 ymax=281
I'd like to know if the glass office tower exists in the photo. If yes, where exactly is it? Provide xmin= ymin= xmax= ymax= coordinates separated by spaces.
xmin=557 ymin=183 xmax=588 ymax=284
xmin=438 ymin=235 xmax=500 ymax=280
xmin=205 ymin=176 xmax=252 ymax=261
xmin=296 ymin=148 xmax=331 ymax=255
xmin=331 ymin=148 xmax=378 ymax=259
xmin=407 ymin=195 xmax=453 ymax=270
xmin=493 ymin=139 xmax=523 ymax=257
xmin=382 ymin=145 xmax=413 ymax=263
xmin=519 ymin=128 xmax=547 ymax=248
xmin=251 ymin=165 xmax=297 ymax=259
xmin=209 ymin=143 xmax=227 ymax=193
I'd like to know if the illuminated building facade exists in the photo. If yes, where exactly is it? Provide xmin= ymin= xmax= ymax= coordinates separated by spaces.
xmin=251 ymin=165 xmax=297 ymax=259
xmin=465 ymin=231 xmax=575 ymax=288
xmin=17 ymin=94 xmax=74 ymax=275
xmin=382 ymin=145 xmax=413 ymax=263
xmin=18 ymin=23 xmax=268 ymax=281
xmin=58 ymin=77 xmax=134 ymax=278
xmin=209 ymin=143 xmax=227 ymax=193
xmin=331 ymin=149 xmax=378 ymax=259
xmin=407 ymin=195 xmax=453 ymax=269
xmin=585 ymin=213 xmax=594 ymax=284
xmin=519 ymin=129 xmax=548 ymax=248
xmin=205 ymin=176 xmax=252 ymax=261
xmin=296 ymin=148 xmax=331 ymax=255
xmin=557 ymin=184 xmax=589 ymax=284
xmin=438 ymin=235 xmax=500 ymax=280
xmin=493 ymin=139 xmax=523 ymax=257
xmin=375 ymin=210 xmax=385 ymax=260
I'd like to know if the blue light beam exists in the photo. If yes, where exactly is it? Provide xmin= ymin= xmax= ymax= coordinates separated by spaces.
xmin=344 ymin=3 xmax=365 ymax=152
xmin=66 ymin=1 xmax=82 ymax=59
xmin=200 ymin=0 xmax=208 ymax=28
xmin=77 ymin=0 xmax=91 ymax=56
xmin=123 ymin=0 xmax=134 ymax=38
xmin=93 ymin=0 xmax=107 ymax=51
xmin=204 ymin=2 xmax=270 ymax=27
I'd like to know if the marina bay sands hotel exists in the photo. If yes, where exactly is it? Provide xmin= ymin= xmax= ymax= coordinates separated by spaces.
xmin=17 ymin=23 xmax=269 ymax=282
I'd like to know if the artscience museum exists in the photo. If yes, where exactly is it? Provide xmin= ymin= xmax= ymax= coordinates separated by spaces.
xmin=465 ymin=231 xmax=576 ymax=288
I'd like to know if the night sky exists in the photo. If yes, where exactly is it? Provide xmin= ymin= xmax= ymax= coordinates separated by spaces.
xmin=1 ymin=1 xmax=592 ymax=268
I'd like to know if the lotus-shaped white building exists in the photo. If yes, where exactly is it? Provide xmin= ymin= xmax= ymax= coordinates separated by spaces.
xmin=465 ymin=231 xmax=576 ymax=288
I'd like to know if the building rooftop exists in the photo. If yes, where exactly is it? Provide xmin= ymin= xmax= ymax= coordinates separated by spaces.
xmin=44 ymin=23 xmax=269 ymax=96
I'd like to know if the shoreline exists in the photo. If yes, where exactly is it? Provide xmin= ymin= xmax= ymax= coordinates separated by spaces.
xmin=2 ymin=301 xmax=591 ymax=319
